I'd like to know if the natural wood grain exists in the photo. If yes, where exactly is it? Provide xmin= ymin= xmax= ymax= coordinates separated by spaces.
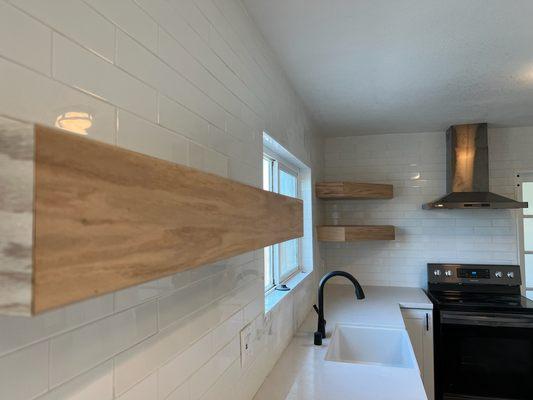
xmin=315 ymin=182 xmax=393 ymax=199
xmin=317 ymin=225 xmax=395 ymax=241
xmin=31 ymin=125 xmax=303 ymax=313
xmin=0 ymin=119 xmax=303 ymax=315
xmin=0 ymin=117 xmax=34 ymax=316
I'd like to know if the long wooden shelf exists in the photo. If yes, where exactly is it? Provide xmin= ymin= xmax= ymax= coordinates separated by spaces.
xmin=317 ymin=225 xmax=395 ymax=242
xmin=0 ymin=118 xmax=303 ymax=315
xmin=316 ymin=182 xmax=393 ymax=200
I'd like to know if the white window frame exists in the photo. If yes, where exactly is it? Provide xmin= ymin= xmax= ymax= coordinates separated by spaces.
xmin=517 ymin=172 xmax=533 ymax=298
xmin=263 ymin=150 xmax=302 ymax=292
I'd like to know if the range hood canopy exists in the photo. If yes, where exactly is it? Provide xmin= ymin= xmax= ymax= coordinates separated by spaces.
xmin=423 ymin=123 xmax=528 ymax=210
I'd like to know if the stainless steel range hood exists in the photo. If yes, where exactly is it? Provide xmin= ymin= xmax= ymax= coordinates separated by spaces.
xmin=423 ymin=123 xmax=528 ymax=210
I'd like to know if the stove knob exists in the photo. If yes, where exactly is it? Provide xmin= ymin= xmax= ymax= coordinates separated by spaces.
xmin=445 ymin=270 xmax=453 ymax=277
xmin=433 ymin=269 xmax=441 ymax=277
xmin=495 ymin=271 xmax=503 ymax=278
xmin=507 ymin=271 xmax=515 ymax=279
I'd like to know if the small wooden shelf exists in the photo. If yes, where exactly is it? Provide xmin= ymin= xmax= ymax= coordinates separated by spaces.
xmin=317 ymin=225 xmax=395 ymax=242
xmin=316 ymin=182 xmax=393 ymax=200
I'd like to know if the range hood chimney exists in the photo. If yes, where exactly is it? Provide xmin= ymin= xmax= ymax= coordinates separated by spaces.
xmin=423 ymin=123 xmax=528 ymax=209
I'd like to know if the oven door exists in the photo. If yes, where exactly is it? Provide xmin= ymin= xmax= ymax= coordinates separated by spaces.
xmin=438 ymin=311 xmax=533 ymax=400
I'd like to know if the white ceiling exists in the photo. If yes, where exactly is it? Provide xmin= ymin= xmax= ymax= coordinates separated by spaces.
xmin=243 ymin=0 xmax=533 ymax=136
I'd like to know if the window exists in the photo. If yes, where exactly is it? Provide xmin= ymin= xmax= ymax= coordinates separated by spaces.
xmin=519 ymin=173 xmax=533 ymax=299
xmin=263 ymin=153 xmax=301 ymax=291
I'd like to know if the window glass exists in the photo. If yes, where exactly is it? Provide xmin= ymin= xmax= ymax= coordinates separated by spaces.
xmin=264 ymin=247 xmax=273 ymax=289
xmin=279 ymin=168 xmax=297 ymax=198
xmin=520 ymin=176 xmax=533 ymax=295
xmin=263 ymin=156 xmax=274 ymax=289
xmin=262 ymin=153 xmax=301 ymax=290
xmin=526 ymin=254 xmax=533 ymax=289
xmin=279 ymin=238 xmax=299 ymax=279
xmin=523 ymin=182 xmax=533 ymax=215
xmin=263 ymin=157 xmax=272 ymax=191
xmin=524 ymin=218 xmax=533 ymax=252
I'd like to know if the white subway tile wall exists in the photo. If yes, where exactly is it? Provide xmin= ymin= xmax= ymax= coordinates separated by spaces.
xmin=323 ymin=129 xmax=533 ymax=287
xmin=0 ymin=0 xmax=323 ymax=399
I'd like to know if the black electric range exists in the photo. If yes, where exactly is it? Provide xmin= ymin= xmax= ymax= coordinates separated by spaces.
xmin=427 ymin=263 xmax=533 ymax=400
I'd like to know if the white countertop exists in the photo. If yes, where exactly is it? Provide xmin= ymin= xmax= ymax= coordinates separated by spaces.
xmin=253 ymin=285 xmax=433 ymax=400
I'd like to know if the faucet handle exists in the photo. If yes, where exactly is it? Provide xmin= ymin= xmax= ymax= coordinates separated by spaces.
xmin=313 ymin=304 xmax=319 ymax=315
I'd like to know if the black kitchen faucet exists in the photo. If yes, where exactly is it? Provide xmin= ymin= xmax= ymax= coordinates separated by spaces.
xmin=313 ymin=270 xmax=365 ymax=345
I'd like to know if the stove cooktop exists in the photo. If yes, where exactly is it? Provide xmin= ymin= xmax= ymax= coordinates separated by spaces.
xmin=427 ymin=290 xmax=533 ymax=312
xmin=426 ymin=264 xmax=533 ymax=313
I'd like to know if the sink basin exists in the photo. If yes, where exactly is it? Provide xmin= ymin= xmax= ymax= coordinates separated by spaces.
xmin=325 ymin=324 xmax=415 ymax=368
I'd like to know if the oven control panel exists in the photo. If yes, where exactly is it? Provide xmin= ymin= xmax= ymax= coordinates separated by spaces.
xmin=428 ymin=263 xmax=521 ymax=285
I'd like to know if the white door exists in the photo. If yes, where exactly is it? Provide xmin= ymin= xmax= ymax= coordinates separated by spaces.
xmin=401 ymin=308 xmax=434 ymax=400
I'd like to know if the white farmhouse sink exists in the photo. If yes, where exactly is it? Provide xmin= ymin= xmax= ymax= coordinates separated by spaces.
xmin=325 ymin=324 xmax=415 ymax=368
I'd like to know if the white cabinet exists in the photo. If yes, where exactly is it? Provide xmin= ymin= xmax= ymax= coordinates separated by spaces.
xmin=401 ymin=308 xmax=434 ymax=400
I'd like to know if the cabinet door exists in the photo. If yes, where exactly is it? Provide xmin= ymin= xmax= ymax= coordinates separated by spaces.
xmin=401 ymin=308 xmax=434 ymax=400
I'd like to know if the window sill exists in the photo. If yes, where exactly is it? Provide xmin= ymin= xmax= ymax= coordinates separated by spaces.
xmin=265 ymin=270 xmax=313 ymax=315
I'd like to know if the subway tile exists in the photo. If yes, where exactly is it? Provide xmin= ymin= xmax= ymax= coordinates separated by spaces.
xmin=13 ymin=0 xmax=115 ymax=61
xmin=117 ymin=109 xmax=189 ymax=165
xmin=116 ymin=29 xmax=225 ymax=130
xmin=116 ymin=372 xmax=157 ymax=400
xmin=114 ymin=281 xmax=164 ymax=312
xmin=0 ymin=294 xmax=113 ymax=356
xmin=36 ymin=361 xmax=113 ymax=400
xmin=0 ymin=341 xmax=49 ymax=400
xmin=188 ymin=142 xmax=229 ymax=177
xmin=207 ymin=124 xmax=231 ymax=156
xmin=49 ymin=301 xmax=157 ymax=387
xmin=189 ymin=336 xmax=239 ymax=400
xmin=197 ymin=299 xmax=240 ymax=341
xmin=0 ymin=1 xmax=51 ymax=74
xmin=158 ymin=276 xmax=215 ymax=329
xmin=85 ymin=0 xmax=158 ymax=53
xmin=189 ymin=141 xmax=204 ymax=170
xmin=53 ymin=34 xmax=157 ymax=121
xmin=158 ymin=332 xmax=213 ymax=399
xmin=114 ymin=321 xmax=190 ymax=396
xmin=212 ymin=310 xmax=244 ymax=352
xmin=158 ymin=28 xmax=242 ymax=119
xmin=244 ymin=297 xmax=263 ymax=325
xmin=198 ymin=359 xmax=240 ymax=400
xmin=166 ymin=381 xmax=190 ymax=400
xmin=168 ymin=0 xmax=210 ymax=42
xmin=115 ymin=29 xmax=171 ymax=90
xmin=157 ymin=28 xmax=210 ymax=96
xmin=204 ymin=148 xmax=229 ymax=177
xmin=228 ymin=158 xmax=260 ymax=186
xmin=159 ymin=95 xmax=209 ymax=146
xmin=114 ymin=271 xmax=190 ymax=314
xmin=322 ymin=130 xmax=525 ymax=286
xmin=191 ymin=306 xmax=241 ymax=346
xmin=115 ymin=295 xmax=238 ymax=396
xmin=0 ymin=57 xmax=116 ymax=143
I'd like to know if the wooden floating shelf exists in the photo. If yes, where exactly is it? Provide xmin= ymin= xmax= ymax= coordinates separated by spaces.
xmin=0 ymin=118 xmax=303 ymax=316
xmin=316 ymin=181 xmax=393 ymax=200
xmin=317 ymin=225 xmax=395 ymax=242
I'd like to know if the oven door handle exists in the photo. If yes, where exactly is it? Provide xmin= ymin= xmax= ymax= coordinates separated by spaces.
xmin=441 ymin=311 xmax=533 ymax=328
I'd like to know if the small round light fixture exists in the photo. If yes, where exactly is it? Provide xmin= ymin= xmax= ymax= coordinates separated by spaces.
xmin=55 ymin=111 xmax=93 ymax=135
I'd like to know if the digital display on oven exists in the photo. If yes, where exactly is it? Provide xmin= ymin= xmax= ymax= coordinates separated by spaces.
xmin=458 ymin=268 xmax=490 ymax=279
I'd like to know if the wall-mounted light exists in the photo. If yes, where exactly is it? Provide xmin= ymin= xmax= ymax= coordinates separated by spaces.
xmin=55 ymin=111 xmax=93 ymax=135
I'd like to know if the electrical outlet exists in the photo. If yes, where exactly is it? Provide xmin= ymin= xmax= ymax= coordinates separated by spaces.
xmin=240 ymin=322 xmax=254 ymax=369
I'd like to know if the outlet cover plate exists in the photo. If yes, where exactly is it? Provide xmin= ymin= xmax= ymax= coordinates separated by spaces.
xmin=240 ymin=322 xmax=254 ymax=369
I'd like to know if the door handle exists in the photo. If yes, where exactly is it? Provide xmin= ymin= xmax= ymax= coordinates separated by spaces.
xmin=426 ymin=313 xmax=429 ymax=331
